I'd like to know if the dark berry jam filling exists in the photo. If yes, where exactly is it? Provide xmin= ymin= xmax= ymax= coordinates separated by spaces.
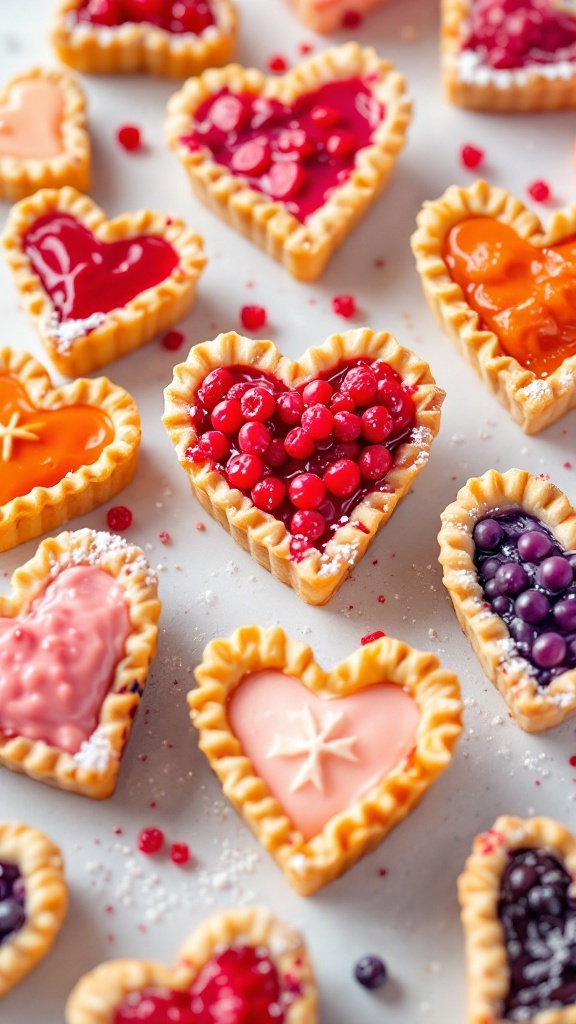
xmin=74 ymin=0 xmax=216 ymax=34
xmin=463 ymin=0 xmax=576 ymax=71
xmin=181 ymin=78 xmax=384 ymax=222
xmin=499 ymin=848 xmax=576 ymax=1020
xmin=0 ymin=861 xmax=26 ymax=945
xmin=473 ymin=509 xmax=576 ymax=688
xmin=188 ymin=358 xmax=416 ymax=559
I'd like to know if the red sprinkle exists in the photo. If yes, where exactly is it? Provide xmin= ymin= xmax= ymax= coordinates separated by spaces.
xmin=159 ymin=531 xmax=171 ymax=545
xmin=162 ymin=329 xmax=185 ymax=351
xmin=137 ymin=827 xmax=164 ymax=855
xmin=527 ymin=179 xmax=551 ymax=202
xmin=460 ymin=144 xmax=484 ymax=170
xmin=195 ymin=521 xmax=206 ymax=531
xmin=361 ymin=630 xmax=386 ymax=645
xmin=267 ymin=54 xmax=288 ymax=74
xmin=563 ymin=462 xmax=572 ymax=469
xmin=332 ymin=294 xmax=357 ymax=319
xmin=170 ymin=842 xmax=192 ymax=866
xmin=117 ymin=124 xmax=142 ymax=151
xmin=107 ymin=505 xmax=133 ymax=531
xmin=240 ymin=304 xmax=267 ymax=331
xmin=299 ymin=42 xmax=314 ymax=54
xmin=570 ymin=755 xmax=576 ymax=767
xmin=342 ymin=10 xmax=362 ymax=27
xmin=377 ymin=595 xmax=385 ymax=603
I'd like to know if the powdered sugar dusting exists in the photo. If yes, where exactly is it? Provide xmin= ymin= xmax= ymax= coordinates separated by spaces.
xmin=74 ymin=727 xmax=114 ymax=772
xmin=49 ymin=312 xmax=107 ymax=352
xmin=317 ymin=541 xmax=360 ymax=578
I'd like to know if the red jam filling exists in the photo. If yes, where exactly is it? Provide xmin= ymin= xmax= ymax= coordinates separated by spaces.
xmin=74 ymin=0 xmax=216 ymax=34
xmin=462 ymin=0 xmax=576 ymax=71
xmin=188 ymin=358 xmax=416 ymax=561
xmin=113 ymin=947 xmax=291 ymax=1024
xmin=23 ymin=213 xmax=179 ymax=326
xmin=182 ymin=78 xmax=384 ymax=222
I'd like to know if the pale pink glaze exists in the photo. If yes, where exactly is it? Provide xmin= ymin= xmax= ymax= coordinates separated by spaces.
xmin=0 ymin=80 xmax=64 ymax=160
xmin=0 ymin=566 xmax=130 ymax=754
xmin=227 ymin=670 xmax=420 ymax=841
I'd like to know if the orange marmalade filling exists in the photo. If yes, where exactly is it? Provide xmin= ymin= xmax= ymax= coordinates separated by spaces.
xmin=0 ymin=375 xmax=114 ymax=505
xmin=443 ymin=217 xmax=576 ymax=379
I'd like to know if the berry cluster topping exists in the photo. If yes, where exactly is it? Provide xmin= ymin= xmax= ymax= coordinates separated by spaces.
xmin=0 ymin=861 xmax=26 ymax=946
xmin=499 ymin=848 xmax=576 ymax=1019
xmin=182 ymin=78 xmax=384 ymax=222
xmin=463 ymin=0 xmax=576 ymax=71
xmin=473 ymin=509 xmax=576 ymax=688
xmin=75 ymin=0 xmax=216 ymax=34
xmin=187 ymin=359 xmax=416 ymax=561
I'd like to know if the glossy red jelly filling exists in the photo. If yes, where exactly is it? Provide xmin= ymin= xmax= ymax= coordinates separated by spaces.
xmin=463 ymin=0 xmax=576 ymax=70
xmin=75 ymin=0 xmax=216 ymax=34
xmin=113 ymin=946 xmax=291 ymax=1023
xmin=182 ymin=78 xmax=384 ymax=222
xmin=23 ymin=213 xmax=179 ymax=326
xmin=0 ymin=861 xmax=25 ymax=946
xmin=188 ymin=358 xmax=416 ymax=560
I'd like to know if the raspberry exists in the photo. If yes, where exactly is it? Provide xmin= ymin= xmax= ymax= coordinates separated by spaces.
xmin=161 ymin=330 xmax=185 ymax=351
xmin=460 ymin=144 xmax=484 ymax=170
xmin=240 ymin=386 xmax=276 ymax=422
xmin=302 ymin=379 xmax=333 ymax=406
xmin=252 ymin=477 xmax=286 ymax=511
xmin=227 ymin=454 xmax=264 ymax=490
xmin=527 ymin=180 xmax=551 ymax=203
xmin=107 ymin=505 xmax=133 ymax=531
xmin=288 ymin=473 xmax=326 ymax=510
xmin=284 ymin=427 xmax=315 ymax=460
xmin=138 ymin=827 xmax=164 ymax=855
xmin=240 ymin=304 xmax=267 ymax=331
xmin=332 ymin=294 xmax=357 ymax=319
xmin=323 ymin=458 xmax=361 ymax=497
xmin=267 ymin=54 xmax=289 ymax=73
xmin=117 ymin=124 xmax=142 ymax=151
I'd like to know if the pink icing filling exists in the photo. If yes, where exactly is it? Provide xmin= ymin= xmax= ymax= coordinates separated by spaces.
xmin=0 ymin=566 xmax=130 ymax=754
xmin=0 ymin=80 xmax=64 ymax=160
xmin=463 ymin=0 xmax=576 ymax=70
xmin=227 ymin=670 xmax=420 ymax=841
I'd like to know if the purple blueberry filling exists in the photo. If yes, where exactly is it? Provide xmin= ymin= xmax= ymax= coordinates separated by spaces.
xmin=499 ymin=848 xmax=576 ymax=1020
xmin=473 ymin=508 xmax=576 ymax=688
xmin=0 ymin=861 xmax=25 ymax=944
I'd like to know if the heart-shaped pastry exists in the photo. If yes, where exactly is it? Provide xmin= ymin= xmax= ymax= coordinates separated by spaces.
xmin=51 ymin=0 xmax=238 ymax=79
xmin=0 ymin=66 xmax=89 ymax=201
xmin=411 ymin=180 xmax=576 ymax=433
xmin=442 ymin=0 xmax=576 ymax=110
xmin=459 ymin=815 xmax=576 ymax=1024
xmin=65 ymin=908 xmax=316 ymax=1023
xmin=2 ymin=186 xmax=206 ymax=376
xmin=0 ymin=348 xmax=140 ymax=552
xmin=0 ymin=528 xmax=160 ymax=798
xmin=0 ymin=821 xmax=67 ymax=997
xmin=165 ymin=43 xmax=411 ymax=280
xmin=288 ymin=0 xmax=386 ymax=33
xmin=191 ymin=625 xmax=462 ymax=895
xmin=163 ymin=329 xmax=444 ymax=605
xmin=439 ymin=468 xmax=576 ymax=733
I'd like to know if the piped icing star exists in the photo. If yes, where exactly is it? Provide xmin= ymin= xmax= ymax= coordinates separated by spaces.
xmin=0 ymin=411 xmax=41 ymax=462
xmin=266 ymin=704 xmax=358 ymax=793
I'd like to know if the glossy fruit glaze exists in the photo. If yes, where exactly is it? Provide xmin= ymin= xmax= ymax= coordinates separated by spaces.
xmin=473 ymin=508 xmax=576 ymax=688
xmin=181 ymin=78 xmax=384 ymax=222
xmin=499 ymin=848 xmax=576 ymax=1019
xmin=0 ymin=861 xmax=25 ymax=946
xmin=187 ymin=358 xmax=416 ymax=559
xmin=462 ymin=0 xmax=576 ymax=70
xmin=444 ymin=217 xmax=576 ymax=378
xmin=74 ymin=0 xmax=216 ymax=34
xmin=23 ymin=213 xmax=179 ymax=325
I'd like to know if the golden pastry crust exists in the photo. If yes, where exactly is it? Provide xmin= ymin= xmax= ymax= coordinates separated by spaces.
xmin=0 ymin=347 xmax=140 ymax=552
xmin=0 ymin=528 xmax=160 ymax=798
xmin=190 ymin=625 xmax=463 ymax=896
xmin=442 ymin=0 xmax=576 ymax=111
xmin=0 ymin=66 xmax=90 ymax=201
xmin=458 ymin=815 xmax=576 ymax=1024
xmin=65 ymin=907 xmax=317 ymax=1024
xmin=0 ymin=821 xmax=68 ymax=997
xmin=1 ymin=186 xmax=206 ymax=377
xmin=411 ymin=180 xmax=576 ymax=434
xmin=438 ymin=468 xmax=576 ymax=733
xmin=163 ymin=329 xmax=445 ymax=606
xmin=288 ymin=0 xmax=386 ymax=34
xmin=51 ymin=0 xmax=238 ymax=78
xmin=165 ymin=43 xmax=411 ymax=281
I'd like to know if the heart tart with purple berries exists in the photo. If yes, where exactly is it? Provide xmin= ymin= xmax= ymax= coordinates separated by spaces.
xmin=439 ymin=468 xmax=576 ymax=732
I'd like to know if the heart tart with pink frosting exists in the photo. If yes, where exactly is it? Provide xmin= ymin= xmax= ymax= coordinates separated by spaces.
xmin=0 ymin=821 xmax=68 ymax=997
xmin=0 ymin=67 xmax=89 ymax=202
xmin=0 ymin=528 xmax=160 ymax=798
xmin=190 ymin=625 xmax=462 ymax=896
xmin=165 ymin=43 xmax=411 ymax=281
xmin=50 ymin=0 xmax=238 ymax=79
xmin=1 ymin=186 xmax=206 ymax=377
xmin=287 ymin=0 xmax=386 ymax=34
xmin=163 ymin=329 xmax=444 ymax=606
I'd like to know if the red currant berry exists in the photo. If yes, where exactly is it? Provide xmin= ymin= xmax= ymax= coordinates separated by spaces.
xmin=310 ymin=104 xmax=340 ymax=128
xmin=284 ymin=427 xmax=315 ymax=460
xmin=343 ymin=366 xmax=378 ymax=406
xmin=302 ymin=379 xmax=333 ymax=406
xmin=231 ymin=141 xmax=271 ymax=176
xmin=267 ymin=54 xmax=289 ymax=73
xmin=117 ymin=124 xmax=142 ymax=151
xmin=227 ymin=453 xmax=264 ymax=490
xmin=107 ymin=505 xmax=133 ymax=531
xmin=326 ymin=130 xmax=356 ymax=159
xmin=138 ymin=827 xmax=164 ymax=855
xmin=264 ymin=437 xmax=288 ymax=468
xmin=211 ymin=397 xmax=244 ymax=434
xmin=301 ymin=404 xmax=334 ymax=440
xmin=330 ymin=393 xmax=356 ymax=414
xmin=333 ymin=410 xmax=361 ymax=442
xmin=277 ymin=391 xmax=305 ymax=424
xmin=361 ymin=405 xmax=394 ymax=442
xmin=460 ymin=144 xmax=484 ymax=170
xmin=196 ymin=430 xmax=231 ymax=461
xmin=332 ymin=294 xmax=356 ymax=319
xmin=288 ymin=473 xmax=326 ymax=510
xmin=528 ymin=179 xmax=551 ymax=202
xmin=241 ymin=386 xmax=276 ymax=422
xmin=240 ymin=304 xmax=267 ymax=331
xmin=170 ymin=842 xmax=191 ymax=866
xmin=161 ymin=329 xmax=185 ymax=351
xmin=323 ymin=458 xmax=361 ymax=497
xmin=238 ymin=421 xmax=272 ymax=455
xmin=290 ymin=509 xmax=325 ymax=541
xmin=359 ymin=444 xmax=392 ymax=481
xmin=252 ymin=477 xmax=286 ymax=511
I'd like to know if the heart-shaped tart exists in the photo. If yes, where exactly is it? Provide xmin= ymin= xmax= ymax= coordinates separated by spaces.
xmin=191 ymin=625 xmax=462 ymax=896
xmin=0 ymin=347 xmax=140 ymax=552
xmin=411 ymin=180 xmax=576 ymax=434
xmin=0 ymin=528 xmax=160 ymax=797
xmin=165 ymin=43 xmax=411 ymax=281
xmin=0 ymin=66 xmax=89 ymax=202
xmin=459 ymin=815 xmax=576 ymax=1024
xmin=2 ymin=186 xmax=206 ymax=377
xmin=439 ymin=468 xmax=576 ymax=733
xmin=442 ymin=0 xmax=576 ymax=111
xmin=65 ymin=908 xmax=317 ymax=1023
xmin=0 ymin=821 xmax=67 ymax=997
xmin=51 ymin=0 xmax=238 ymax=79
xmin=163 ymin=329 xmax=444 ymax=605
xmin=288 ymin=0 xmax=386 ymax=33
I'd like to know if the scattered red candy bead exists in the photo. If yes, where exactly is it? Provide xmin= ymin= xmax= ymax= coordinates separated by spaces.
xmin=267 ymin=54 xmax=289 ymax=73
xmin=117 ymin=124 xmax=142 ymax=151
xmin=240 ymin=304 xmax=267 ymax=331
xmin=361 ymin=630 xmax=386 ymax=645
xmin=460 ymin=144 xmax=484 ymax=170
xmin=138 ymin=827 xmax=164 ymax=855
xmin=527 ymin=179 xmax=551 ymax=202
xmin=570 ymin=755 xmax=576 ymax=767
xmin=332 ymin=294 xmax=357 ymax=319
xmin=342 ymin=9 xmax=362 ymax=27
xmin=170 ymin=842 xmax=191 ymax=866
xmin=107 ymin=505 xmax=133 ymax=531
xmin=161 ymin=329 xmax=185 ymax=351
xmin=159 ymin=531 xmax=171 ymax=545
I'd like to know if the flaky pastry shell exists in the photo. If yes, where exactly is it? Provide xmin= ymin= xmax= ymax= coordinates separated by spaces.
xmin=190 ymin=625 xmax=463 ymax=896
xmin=411 ymin=180 xmax=576 ymax=433
xmin=165 ymin=43 xmax=411 ymax=281
xmin=0 ymin=66 xmax=89 ymax=201
xmin=163 ymin=329 xmax=445 ymax=606
xmin=439 ymin=468 xmax=576 ymax=733
xmin=0 ymin=821 xmax=68 ymax=997
xmin=0 ymin=528 xmax=160 ymax=798
xmin=2 ymin=186 xmax=206 ymax=376
xmin=0 ymin=347 xmax=140 ymax=552
xmin=65 ymin=907 xmax=317 ymax=1024
xmin=51 ymin=0 xmax=238 ymax=79
xmin=458 ymin=815 xmax=576 ymax=1024
xmin=288 ymin=0 xmax=386 ymax=33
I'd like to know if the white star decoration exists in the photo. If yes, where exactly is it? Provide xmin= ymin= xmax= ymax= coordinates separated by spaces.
xmin=266 ymin=704 xmax=359 ymax=793
xmin=0 ymin=412 xmax=42 ymax=462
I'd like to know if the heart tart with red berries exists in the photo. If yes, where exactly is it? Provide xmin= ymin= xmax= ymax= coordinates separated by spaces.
xmin=163 ymin=329 xmax=445 ymax=605
xmin=165 ymin=43 xmax=411 ymax=280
